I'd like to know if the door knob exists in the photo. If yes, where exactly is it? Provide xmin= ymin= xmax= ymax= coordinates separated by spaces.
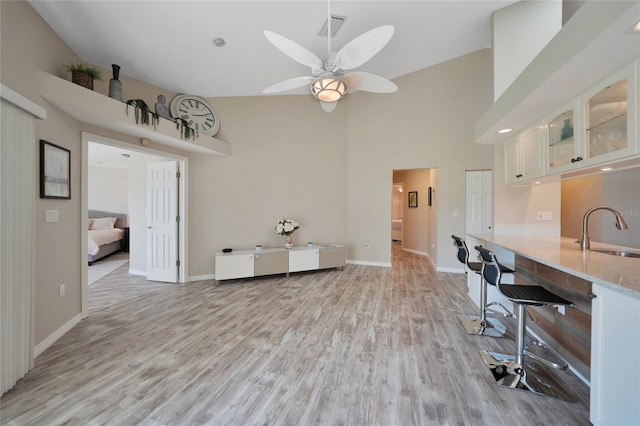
xmin=147 ymin=226 xmax=152 ymax=229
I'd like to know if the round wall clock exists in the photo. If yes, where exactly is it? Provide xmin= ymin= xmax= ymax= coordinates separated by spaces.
xmin=169 ymin=94 xmax=220 ymax=136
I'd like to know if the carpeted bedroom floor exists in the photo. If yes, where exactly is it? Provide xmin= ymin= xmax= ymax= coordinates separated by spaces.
xmin=88 ymin=251 xmax=129 ymax=285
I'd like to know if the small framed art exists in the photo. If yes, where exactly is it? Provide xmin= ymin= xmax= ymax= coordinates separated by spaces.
xmin=40 ymin=139 xmax=71 ymax=199
xmin=408 ymin=191 xmax=418 ymax=208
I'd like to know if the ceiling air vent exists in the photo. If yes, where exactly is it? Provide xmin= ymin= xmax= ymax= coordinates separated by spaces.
xmin=318 ymin=15 xmax=347 ymax=37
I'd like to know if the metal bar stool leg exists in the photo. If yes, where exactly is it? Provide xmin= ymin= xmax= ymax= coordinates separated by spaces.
xmin=452 ymin=235 xmax=512 ymax=339
xmin=475 ymin=246 xmax=576 ymax=402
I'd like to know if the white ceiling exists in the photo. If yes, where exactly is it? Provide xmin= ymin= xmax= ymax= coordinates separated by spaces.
xmin=29 ymin=0 xmax=518 ymax=98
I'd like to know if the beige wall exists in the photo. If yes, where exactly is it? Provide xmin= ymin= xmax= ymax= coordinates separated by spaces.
xmin=2 ymin=0 xmax=495 ymax=347
xmin=347 ymin=50 xmax=495 ymax=268
xmin=562 ymin=168 xmax=640 ymax=248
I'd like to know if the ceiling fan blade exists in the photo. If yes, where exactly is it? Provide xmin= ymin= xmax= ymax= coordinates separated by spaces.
xmin=335 ymin=25 xmax=394 ymax=70
xmin=263 ymin=76 xmax=314 ymax=94
xmin=264 ymin=31 xmax=323 ymax=69
xmin=320 ymin=101 xmax=339 ymax=112
xmin=344 ymin=72 xmax=398 ymax=93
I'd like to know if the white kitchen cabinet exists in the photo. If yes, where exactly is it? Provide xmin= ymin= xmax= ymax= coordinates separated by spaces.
xmin=504 ymin=122 xmax=545 ymax=184
xmin=214 ymin=253 xmax=254 ymax=281
xmin=580 ymin=61 xmax=638 ymax=168
xmin=590 ymin=283 xmax=640 ymax=425
xmin=546 ymin=100 xmax=582 ymax=174
xmin=289 ymin=248 xmax=320 ymax=272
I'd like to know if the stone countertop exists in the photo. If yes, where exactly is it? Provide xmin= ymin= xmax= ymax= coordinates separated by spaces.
xmin=469 ymin=234 xmax=640 ymax=299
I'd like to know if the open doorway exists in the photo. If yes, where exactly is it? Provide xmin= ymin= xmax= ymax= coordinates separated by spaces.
xmin=392 ymin=168 xmax=438 ymax=262
xmin=81 ymin=132 xmax=189 ymax=318
xmin=392 ymin=183 xmax=404 ymax=243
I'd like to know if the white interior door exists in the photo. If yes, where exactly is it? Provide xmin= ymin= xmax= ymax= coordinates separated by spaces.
xmin=147 ymin=161 xmax=178 ymax=282
xmin=466 ymin=170 xmax=493 ymax=235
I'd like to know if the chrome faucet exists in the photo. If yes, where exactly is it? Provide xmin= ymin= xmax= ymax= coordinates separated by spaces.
xmin=577 ymin=206 xmax=629 ymax=250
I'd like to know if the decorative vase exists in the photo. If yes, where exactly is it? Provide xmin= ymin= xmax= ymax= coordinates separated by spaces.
xmin=560 ymin=118 xmax=573 ymax=140
xmin=284 ymin=234 xmax=293 ymax=249
xmin=72 ymin=71 xmax=94 ymax=90
xmin=109 ymin=64 xmax=123 ymax=101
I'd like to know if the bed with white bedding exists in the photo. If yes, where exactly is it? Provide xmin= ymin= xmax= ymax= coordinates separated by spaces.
xmin=88 ymin=211 xmax=126 ymax=264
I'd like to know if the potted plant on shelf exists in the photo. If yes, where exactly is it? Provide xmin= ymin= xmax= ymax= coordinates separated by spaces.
xmin=64 ymin=62 xmax=103 ymax=90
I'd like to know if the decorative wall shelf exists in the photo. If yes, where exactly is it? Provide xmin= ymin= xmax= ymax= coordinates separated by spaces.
xmin=38 ymin=71 xmax=231 ymax=155
xmin=476 ymin=1 xmax=639 ymax=145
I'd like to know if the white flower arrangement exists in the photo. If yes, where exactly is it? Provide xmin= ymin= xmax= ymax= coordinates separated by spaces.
xmin=275 ymin=219 xmax=300 ymax=236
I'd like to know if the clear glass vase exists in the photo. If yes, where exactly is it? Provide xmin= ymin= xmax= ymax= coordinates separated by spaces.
xmin=284 ymin=234 xmax=293 ymax=249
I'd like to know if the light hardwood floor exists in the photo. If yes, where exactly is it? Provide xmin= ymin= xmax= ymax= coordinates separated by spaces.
xmin=0 ymin=244 xmax=590 ymax=425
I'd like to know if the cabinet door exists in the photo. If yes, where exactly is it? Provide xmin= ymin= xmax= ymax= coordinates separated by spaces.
xmin=503 ymin=137 xmax=521 ymax=185
xmin=582 ymin=61 xmax=638 ymax=167
xmin=289 ymin=249 xmax=319 ymax=272
xmin=319 ymin=246 xmax=346 ymax=269
xmin=254 ymin=251 xmax=288 ymax=276
xmin=215 ymin=253 xmax=254 ymax=280
xmin=519 ymin=125 xmax=545 ymax=180
xmin=590 ymin=283 xmax=640 ymax=425
xmin=547 ymin=102 xmax=582 ymax=173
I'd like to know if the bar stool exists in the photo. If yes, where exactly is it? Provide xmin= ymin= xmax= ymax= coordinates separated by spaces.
xmin=451 ymin=235 xmax=513 ymax=338
xmin=475 ymin=245 xmax=578 ymax=402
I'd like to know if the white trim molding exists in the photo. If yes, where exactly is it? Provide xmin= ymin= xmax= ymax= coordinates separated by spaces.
xmin=34 ymin=313 xmax=82 ymax=358
xmin=347 ymin=260 xmax=392 ymax=268
xmin=0 ymin=84 xmax=46 ymax=119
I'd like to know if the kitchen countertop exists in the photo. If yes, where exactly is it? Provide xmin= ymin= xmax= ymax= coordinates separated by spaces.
xmin=469 ymin=234 xmax=640 ymax=299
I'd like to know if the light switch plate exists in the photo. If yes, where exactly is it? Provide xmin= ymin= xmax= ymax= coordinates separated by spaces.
xmin=45 ymin=209 xmax=59 ymax=223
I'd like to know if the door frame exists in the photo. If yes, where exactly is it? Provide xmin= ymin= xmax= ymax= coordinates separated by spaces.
xmin=81 ymin=132 xmax=189 ymax=319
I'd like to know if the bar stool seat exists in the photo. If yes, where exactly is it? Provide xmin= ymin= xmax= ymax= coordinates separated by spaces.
xmin=451 ymin=235 xmax=513 ymax=338
xmin=475 ymin=245 xmax=578 ymax=402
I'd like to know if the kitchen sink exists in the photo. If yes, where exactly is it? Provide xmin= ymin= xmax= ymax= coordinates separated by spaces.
xmin=590 ymin=249 xmax=640 ymax=258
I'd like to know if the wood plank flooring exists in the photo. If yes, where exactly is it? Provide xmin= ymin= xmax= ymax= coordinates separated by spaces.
xmin=0 ymin=243 xmax=591 ymax=425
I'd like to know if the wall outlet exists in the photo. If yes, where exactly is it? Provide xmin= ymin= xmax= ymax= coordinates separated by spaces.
xmin=365 ymin=241 xmax=370 ymax=249
xmin=452 ymin=210 xmax=461 ymax=218
xmin=536 ymin=211 xmax=552 ymax=221
xmin=59 ymin=284 xmax=65 ymax=298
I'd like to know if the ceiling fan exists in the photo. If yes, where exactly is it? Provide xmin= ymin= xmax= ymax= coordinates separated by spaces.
xmin=263 ymin=3 xmax=398 ymax=112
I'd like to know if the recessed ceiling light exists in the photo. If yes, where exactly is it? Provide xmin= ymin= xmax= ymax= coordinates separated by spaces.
xmin=631 ymin=20 xmax=640 ymax=33
xmin=498 ymin=128 xmax=513 ymax=134
xmin=600 ymin=167 xmax=613 ymax=171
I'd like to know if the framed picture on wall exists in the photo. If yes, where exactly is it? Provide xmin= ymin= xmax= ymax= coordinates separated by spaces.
xmin=40 ymin=139 xmax=71 ymax=199
xmin=408 ymin=191 xmax=418 ymax=208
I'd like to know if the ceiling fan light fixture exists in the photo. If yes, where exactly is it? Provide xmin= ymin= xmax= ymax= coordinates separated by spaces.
xmin=310 ymin=76 xmax=348 ymax=102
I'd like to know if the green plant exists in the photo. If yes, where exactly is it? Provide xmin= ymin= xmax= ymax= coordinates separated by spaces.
xmin=176 ymin=118 xmax=198 ymax=141
xmin=126 ymin=99 xmax=159 ymax=129
xmin=63 ymin=62 xmax=103 ymax=81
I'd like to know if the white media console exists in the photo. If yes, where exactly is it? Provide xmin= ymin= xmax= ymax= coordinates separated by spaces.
xmin=214 ymin=244 xmax=346 ymax=284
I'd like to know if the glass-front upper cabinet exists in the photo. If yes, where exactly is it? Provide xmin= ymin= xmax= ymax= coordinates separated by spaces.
xmin=582 ymin=61 xmax=638 ymax=166
xmin=548 ymin=107 xmax=576 ymax=171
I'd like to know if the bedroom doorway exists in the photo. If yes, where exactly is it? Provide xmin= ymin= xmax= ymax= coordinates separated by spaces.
xmin=81 ymin=132 xmax=189 ymax=318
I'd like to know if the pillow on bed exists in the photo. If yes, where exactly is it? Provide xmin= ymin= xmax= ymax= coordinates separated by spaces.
xmin=88 ymin=219 xmax=94 ymax=230
xmin=90 ymin=217 xmax=117 ymax=230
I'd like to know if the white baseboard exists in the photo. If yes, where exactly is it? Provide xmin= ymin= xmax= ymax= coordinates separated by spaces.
xmin=128 ymin=269 xmax=146 ymax=276
xmin=347 ymin=260 xmax=392 ymax=268
xmin=402 ymin=248 xmax=429 ymax=257
xmin=190 ymin=274 xmax=215 ymax=282
xmin=437 ymin=267 xmax=466 ymax=273
xmin=34 ymin=313 xmax=82 ymax=358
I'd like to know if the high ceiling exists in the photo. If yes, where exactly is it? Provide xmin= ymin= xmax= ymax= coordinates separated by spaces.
xmin=29 ymin=1 xmax=518 ymax=99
